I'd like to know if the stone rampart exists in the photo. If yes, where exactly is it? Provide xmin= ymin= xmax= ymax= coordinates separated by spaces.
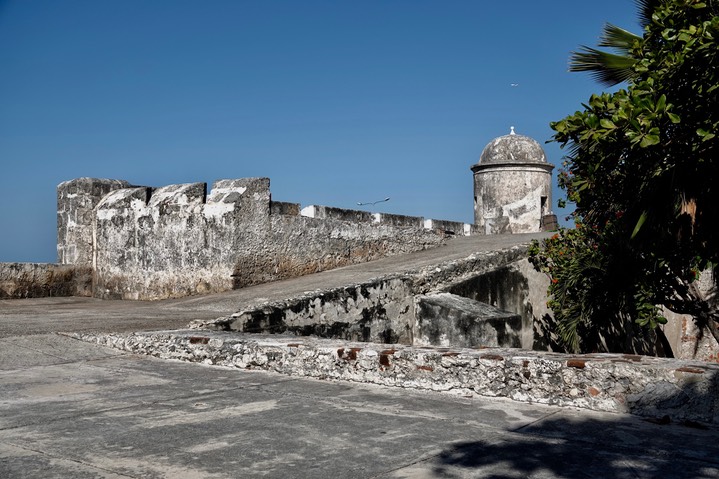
xmin=93 ymin=178 xmax=270 ymax=299
xmin=267 ymin=213 xmax=446 ymax=287
xmin=72 ymin=330 xmax=719 ymax=424
xmin=78 ymin=177 xmax=470 ymax=300
xmin=414 ymin=293 xmax=523 ymax=348
xmin=0 ymin=263 xmax=92 ymax=298
xmin=3 ymin=177 xmax=477 ymax=300
xmin=424 ymin=218 xmax=475 ymax=236
xmin=445 ymin=258 xmax=553 ymax=350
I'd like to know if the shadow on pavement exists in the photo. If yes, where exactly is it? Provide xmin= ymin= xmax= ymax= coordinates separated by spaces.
xmin=430 ymin=373 xmax=719 ymax=479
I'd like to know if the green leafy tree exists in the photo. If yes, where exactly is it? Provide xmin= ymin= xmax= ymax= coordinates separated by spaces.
xmin=530 ymin=0 xmax=719 ymax=354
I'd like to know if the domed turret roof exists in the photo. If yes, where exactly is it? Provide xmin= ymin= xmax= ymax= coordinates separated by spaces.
xmin=478 ymin=127 xmax=547 ymax=166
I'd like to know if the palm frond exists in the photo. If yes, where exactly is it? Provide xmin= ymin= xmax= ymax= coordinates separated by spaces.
xmin=635 ymin=0 xmax=660 ymax=28
xmin=569 ymin=47 xmax=637 ymax=86
xmin=598 ymin=23 xmax=642 ymax=51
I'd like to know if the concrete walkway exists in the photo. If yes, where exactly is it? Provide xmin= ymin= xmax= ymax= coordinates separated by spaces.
xmin=2 ymin=333 xmax=719 ymax=478
xmin=2 ymin=233 xmax=719 ymax=478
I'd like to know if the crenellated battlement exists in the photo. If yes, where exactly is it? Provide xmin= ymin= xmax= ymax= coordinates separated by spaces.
xmin=57 ymin=177 xmax=132 ymax=266
xmin=57 ymin=177 xmax=474 ymax=300
xmin=94 ymin=178 xmax=269 ymax=220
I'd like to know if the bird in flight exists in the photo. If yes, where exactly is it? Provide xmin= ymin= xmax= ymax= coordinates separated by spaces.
xmin=510 ymin=83 xmax=519 ymax=87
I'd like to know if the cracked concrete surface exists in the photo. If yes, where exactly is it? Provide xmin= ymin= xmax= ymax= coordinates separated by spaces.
xmin=2 ymin=335 xmax=719 ymax=478
xmin=2 ymin=234 xmax=719 ymax=477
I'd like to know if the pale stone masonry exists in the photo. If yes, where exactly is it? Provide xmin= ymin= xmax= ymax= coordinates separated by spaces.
xmin=72 ymin=330 xmax=719 ymax=424
xmin=54 ymin=177 xmax=474 ymax=300
xmin=1 ymin=165 xmax=715 ymax=367
xmin=57 ymin=177 xmax=131 ymax=266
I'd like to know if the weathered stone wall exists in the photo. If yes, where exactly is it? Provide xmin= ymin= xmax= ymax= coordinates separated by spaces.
xmin=660 ymin=270 xmax=718 ymax=362
xmin=57 ymin=177 xmax=130 ymax=266
xmin=267 ymin=214 xmax=446 ymax=283
xmin=0 ymin=263 xmax=92 ymax=298
xmin=93 ymin=178 xmax=272 ymax=299
xmin=222 ymin=278 xmax=415 ymax=344
xmin=50 ymin=175 xmax=719 ymax=360
xmin=87 ymin=177 xmax=460 ymax=300
xmin=669 ymin=314 xmax=719 ymax=362
xmin=423 ymin=218 xmax=476 ymax=236
xmin=74 ymin=330 xmax=719 ymax=423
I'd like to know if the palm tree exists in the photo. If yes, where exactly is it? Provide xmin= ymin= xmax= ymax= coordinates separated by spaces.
xmin=568 ymin=0 xmax=659 ymax=86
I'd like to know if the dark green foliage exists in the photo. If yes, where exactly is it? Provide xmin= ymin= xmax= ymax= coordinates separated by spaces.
xmin=531 ymin=0 xmax=719 ymax=354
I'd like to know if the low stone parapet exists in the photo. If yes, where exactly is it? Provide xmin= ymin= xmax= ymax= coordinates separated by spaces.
xmin=270 ymin=201 xmax=301 ymax=216
xmin=0 ymin=263 xmax=92 ymax=298
xmin=423 ymin=219 xmax=467 ymax=236
xmin=71 ymin=330 xmax=719 ymax=424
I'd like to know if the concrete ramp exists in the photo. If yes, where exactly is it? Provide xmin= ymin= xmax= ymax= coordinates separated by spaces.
xmin=190 ymin=239 xmax=538 ymax=349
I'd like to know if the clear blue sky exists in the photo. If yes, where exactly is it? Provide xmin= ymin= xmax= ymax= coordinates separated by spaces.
xmin=0 ymin=1 xmax=639 ymax=263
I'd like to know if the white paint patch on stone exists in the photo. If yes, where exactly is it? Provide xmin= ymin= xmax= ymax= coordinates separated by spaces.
xmin=373 ymin=213 xmax=381 ymax=224
xmin=207 ymin=185 xmax=246 ymax=201
xmin=96 ymin=189 xmax=135 ymax=208
xmin=203 ymin=202 xmax=235 ymax=219
xmin=149 ymin=189 xmax=182 ymax=206
xmin=423 ymin=219 xmax=433 ymax=229
xmin=500 ymin=185 xmax=543 ymax=228
xmin=301 ymin=205 xmax=316 ymax=218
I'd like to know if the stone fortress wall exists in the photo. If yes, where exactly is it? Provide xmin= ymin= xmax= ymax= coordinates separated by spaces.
xmin=7 ymin=128 xmax=557 ymax=302
xmin=2 ymin=126 xmax=716 ymax=366
xmin=2 ymin=175 xmax=715 ymax=362
xmin=3 ymin=132 xmax=718 ymax=422
xmin=50 ymin=177 xmax=473 ymax=301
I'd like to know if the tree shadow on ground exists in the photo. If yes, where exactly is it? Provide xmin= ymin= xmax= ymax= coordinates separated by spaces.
xmin=430 ymin=371 xmax=719 ymax=479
